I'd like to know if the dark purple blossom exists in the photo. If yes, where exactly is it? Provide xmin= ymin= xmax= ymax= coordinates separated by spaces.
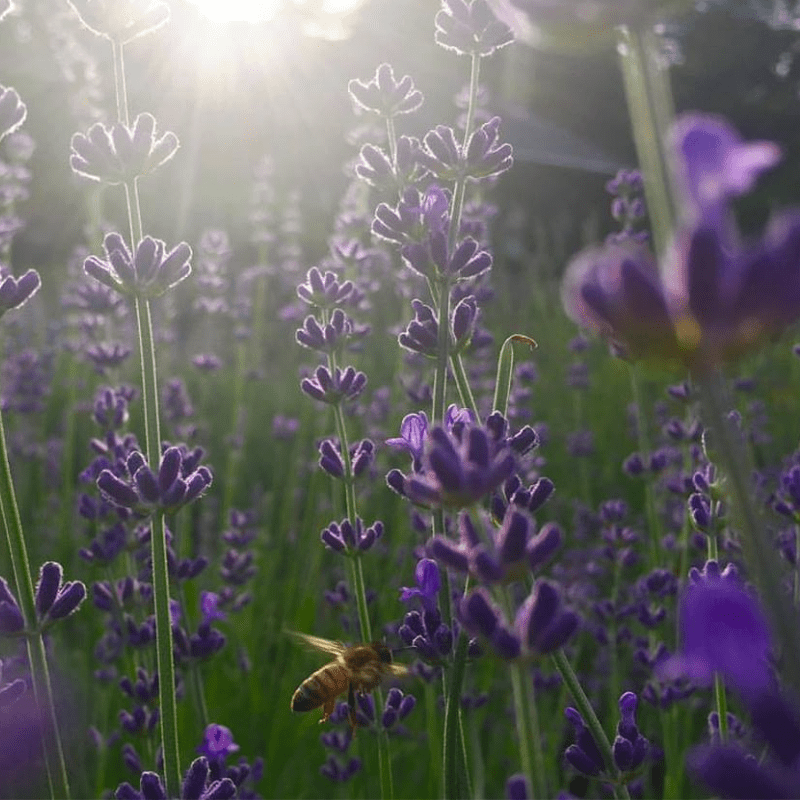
xmin=387 ymin=421 xmax=515 ymax=509
xmin=372 ymin=185 xmax=450 ymax=245
xmin=97 ymin=446 xmax=213 ymax=515
xmin=34 ymin=561 xmax=87 ymax=624
xmin=399 ymin=558 xmax=440 ymax=612
xmin=300 ymin=365 xmax=367 ymax=405
xmin=321 ymin=517 xmax=383 ymax=554
xmin=296 ymin=309 xmax=353 ymax=353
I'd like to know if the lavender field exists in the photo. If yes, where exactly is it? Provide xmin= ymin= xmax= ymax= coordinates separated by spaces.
xmin=3 ymin=0 xmax=800 ymax=798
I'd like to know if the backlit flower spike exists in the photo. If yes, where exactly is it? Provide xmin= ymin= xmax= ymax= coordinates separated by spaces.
xmin=66 ymin=0 xmax=170 ymax=43
xmin=348 ymin=63 xmax=423 ymax=118
xmin=435 ymin=0 xmax=514 ymax=57
xmin=84 ymin=232 xmax=192 ymax=299
xmin=0 ymin=0 xmax=10 ymax=23
xmin=0 ymin=268 xmax=40 ymax=317
xmin=70 ymin=113 xmax=179 ymax=185
xmin=0 ymin=85 xmax=26 ymax=143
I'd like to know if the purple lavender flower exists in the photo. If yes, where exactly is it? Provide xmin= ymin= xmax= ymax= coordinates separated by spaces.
xmin=321 ymin=517 xmax=383 ymax=554
xmin=348 ymin=63 xmax=423 ymax=118
xmin=0 ymin=86 xmax=26 ymax=142
xmin=34 ymin=561 xmax=87 ymax=624
xmin=84 ymin=232 xmax=191 ymax=300
xmin=435 ymin=0 xmax=514 ymax=56
xmin=386 ymin=421 xmax=515 ymax=509
xmin=658 ymin=560 xmax=773 ymax=700
xmin=71 ymin=113 xmax=178 ymax=184
xmin=0 ymin=577 xmax=23 ymax=634
xmin=300 ymin=365 xmax=367 ymax=405
xmin=97 ymin=445 xmax=213 ymax=515
xmin=399 ymin=558 xmax=440 ymax=612
xmin=562 ymin=113 xmax=800 ymax=369
xmin=417 ymin=117 xmax=513 ymax=183
xmin=297 ymin=267 xmax=354 ymax=309
xmin=115 ymin=756 xmax=236 ymax=800
xmin=386 ymin=411 xmax=428 ymax=470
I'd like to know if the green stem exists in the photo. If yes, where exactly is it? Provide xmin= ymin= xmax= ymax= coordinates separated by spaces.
xmin=331 ymin=395 xmax=394 ymax=799
xmin=134 ymin=297 xmax=180 ymax=796
xmin=552 ymin=648 xmax=630 ymax=800
xmin=443 ymin=629 xmax=470 ymax=799
xmin=497 ymin=589 xmax=545 ymax=798
xmin=615 ymin=25 xmax=677 ymax=259
xmin=696 ymin=370 xmax=800 ymax=697
xmin=0 ymin=406 xmax=70 ymax=799
xmin=450 ymin=352 xmax=480 ymax=420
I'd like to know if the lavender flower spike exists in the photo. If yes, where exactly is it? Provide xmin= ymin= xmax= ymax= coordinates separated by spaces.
xmin=0 ymin=268 xmax=40 ymax=316
xmin=0 ymin=85 xmax=26 ymax=142
xmin=84 ymin=232 xmax=192 ymax=299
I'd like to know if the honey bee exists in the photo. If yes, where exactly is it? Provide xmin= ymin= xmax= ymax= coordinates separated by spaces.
xmin=289 ymin=632 xmax=407 ymax=730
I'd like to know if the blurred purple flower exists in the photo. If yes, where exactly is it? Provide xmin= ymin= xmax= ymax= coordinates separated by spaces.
xmin=658 ymin=560 xmax=773 ymax=700
xmin=562 ymin=113 xmax=800 ymax=370
xmin=197 ymin=723 xmax=239 ymax=761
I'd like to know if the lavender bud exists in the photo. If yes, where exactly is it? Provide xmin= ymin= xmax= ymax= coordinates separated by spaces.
xmin=47 ymin=581 xmax=87 ymax=621
xmin=0 ymin=269 xmax=40 ymax=315
xmin=35 ymin=561 xmax=63 ymax=618
xmin=452 ymin=295 xmax=478 ymax=351
xmin=506 ymin=774 xmax=529 ymax=800
xmin=527 ymin=522 xmax=562 ymax=571
xmin=182 ymin=756 xmax=210 ymax=799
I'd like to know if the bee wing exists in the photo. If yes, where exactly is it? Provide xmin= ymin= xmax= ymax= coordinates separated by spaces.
xmin=386 ymin=663 xmax=408 ymax=678
xmin=287 ymin=630 xmax=347 ymax=658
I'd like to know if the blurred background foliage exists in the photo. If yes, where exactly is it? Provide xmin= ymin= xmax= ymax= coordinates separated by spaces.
xmin=2 ymin=0 xmax=800 ymax=276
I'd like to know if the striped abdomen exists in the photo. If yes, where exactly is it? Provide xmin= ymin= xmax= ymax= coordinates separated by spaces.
xmin=291 ymin=663 xmax=350 ymax=719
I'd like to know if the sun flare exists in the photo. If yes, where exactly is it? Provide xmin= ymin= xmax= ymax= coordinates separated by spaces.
xmin=188 ymin=0 xmax=284 ymax=22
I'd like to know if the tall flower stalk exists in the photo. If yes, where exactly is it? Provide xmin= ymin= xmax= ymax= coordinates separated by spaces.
xmin=0 ymin=274 xmax=70 ymax=800
xmin=66 ymin=1 xmax=192 ymax=794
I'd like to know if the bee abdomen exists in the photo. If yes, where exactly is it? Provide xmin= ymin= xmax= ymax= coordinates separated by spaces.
xmin=291 ymin=665 xmax=349 ymax=712
xmin=291 ymin=681 xmax=321 ymax=712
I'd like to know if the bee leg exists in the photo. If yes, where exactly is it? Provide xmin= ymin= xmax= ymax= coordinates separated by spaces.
xmin=347 ymin=682 xmax=358 ymax=732
xmin=319 ymin=697 xmax=335 ymax=724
